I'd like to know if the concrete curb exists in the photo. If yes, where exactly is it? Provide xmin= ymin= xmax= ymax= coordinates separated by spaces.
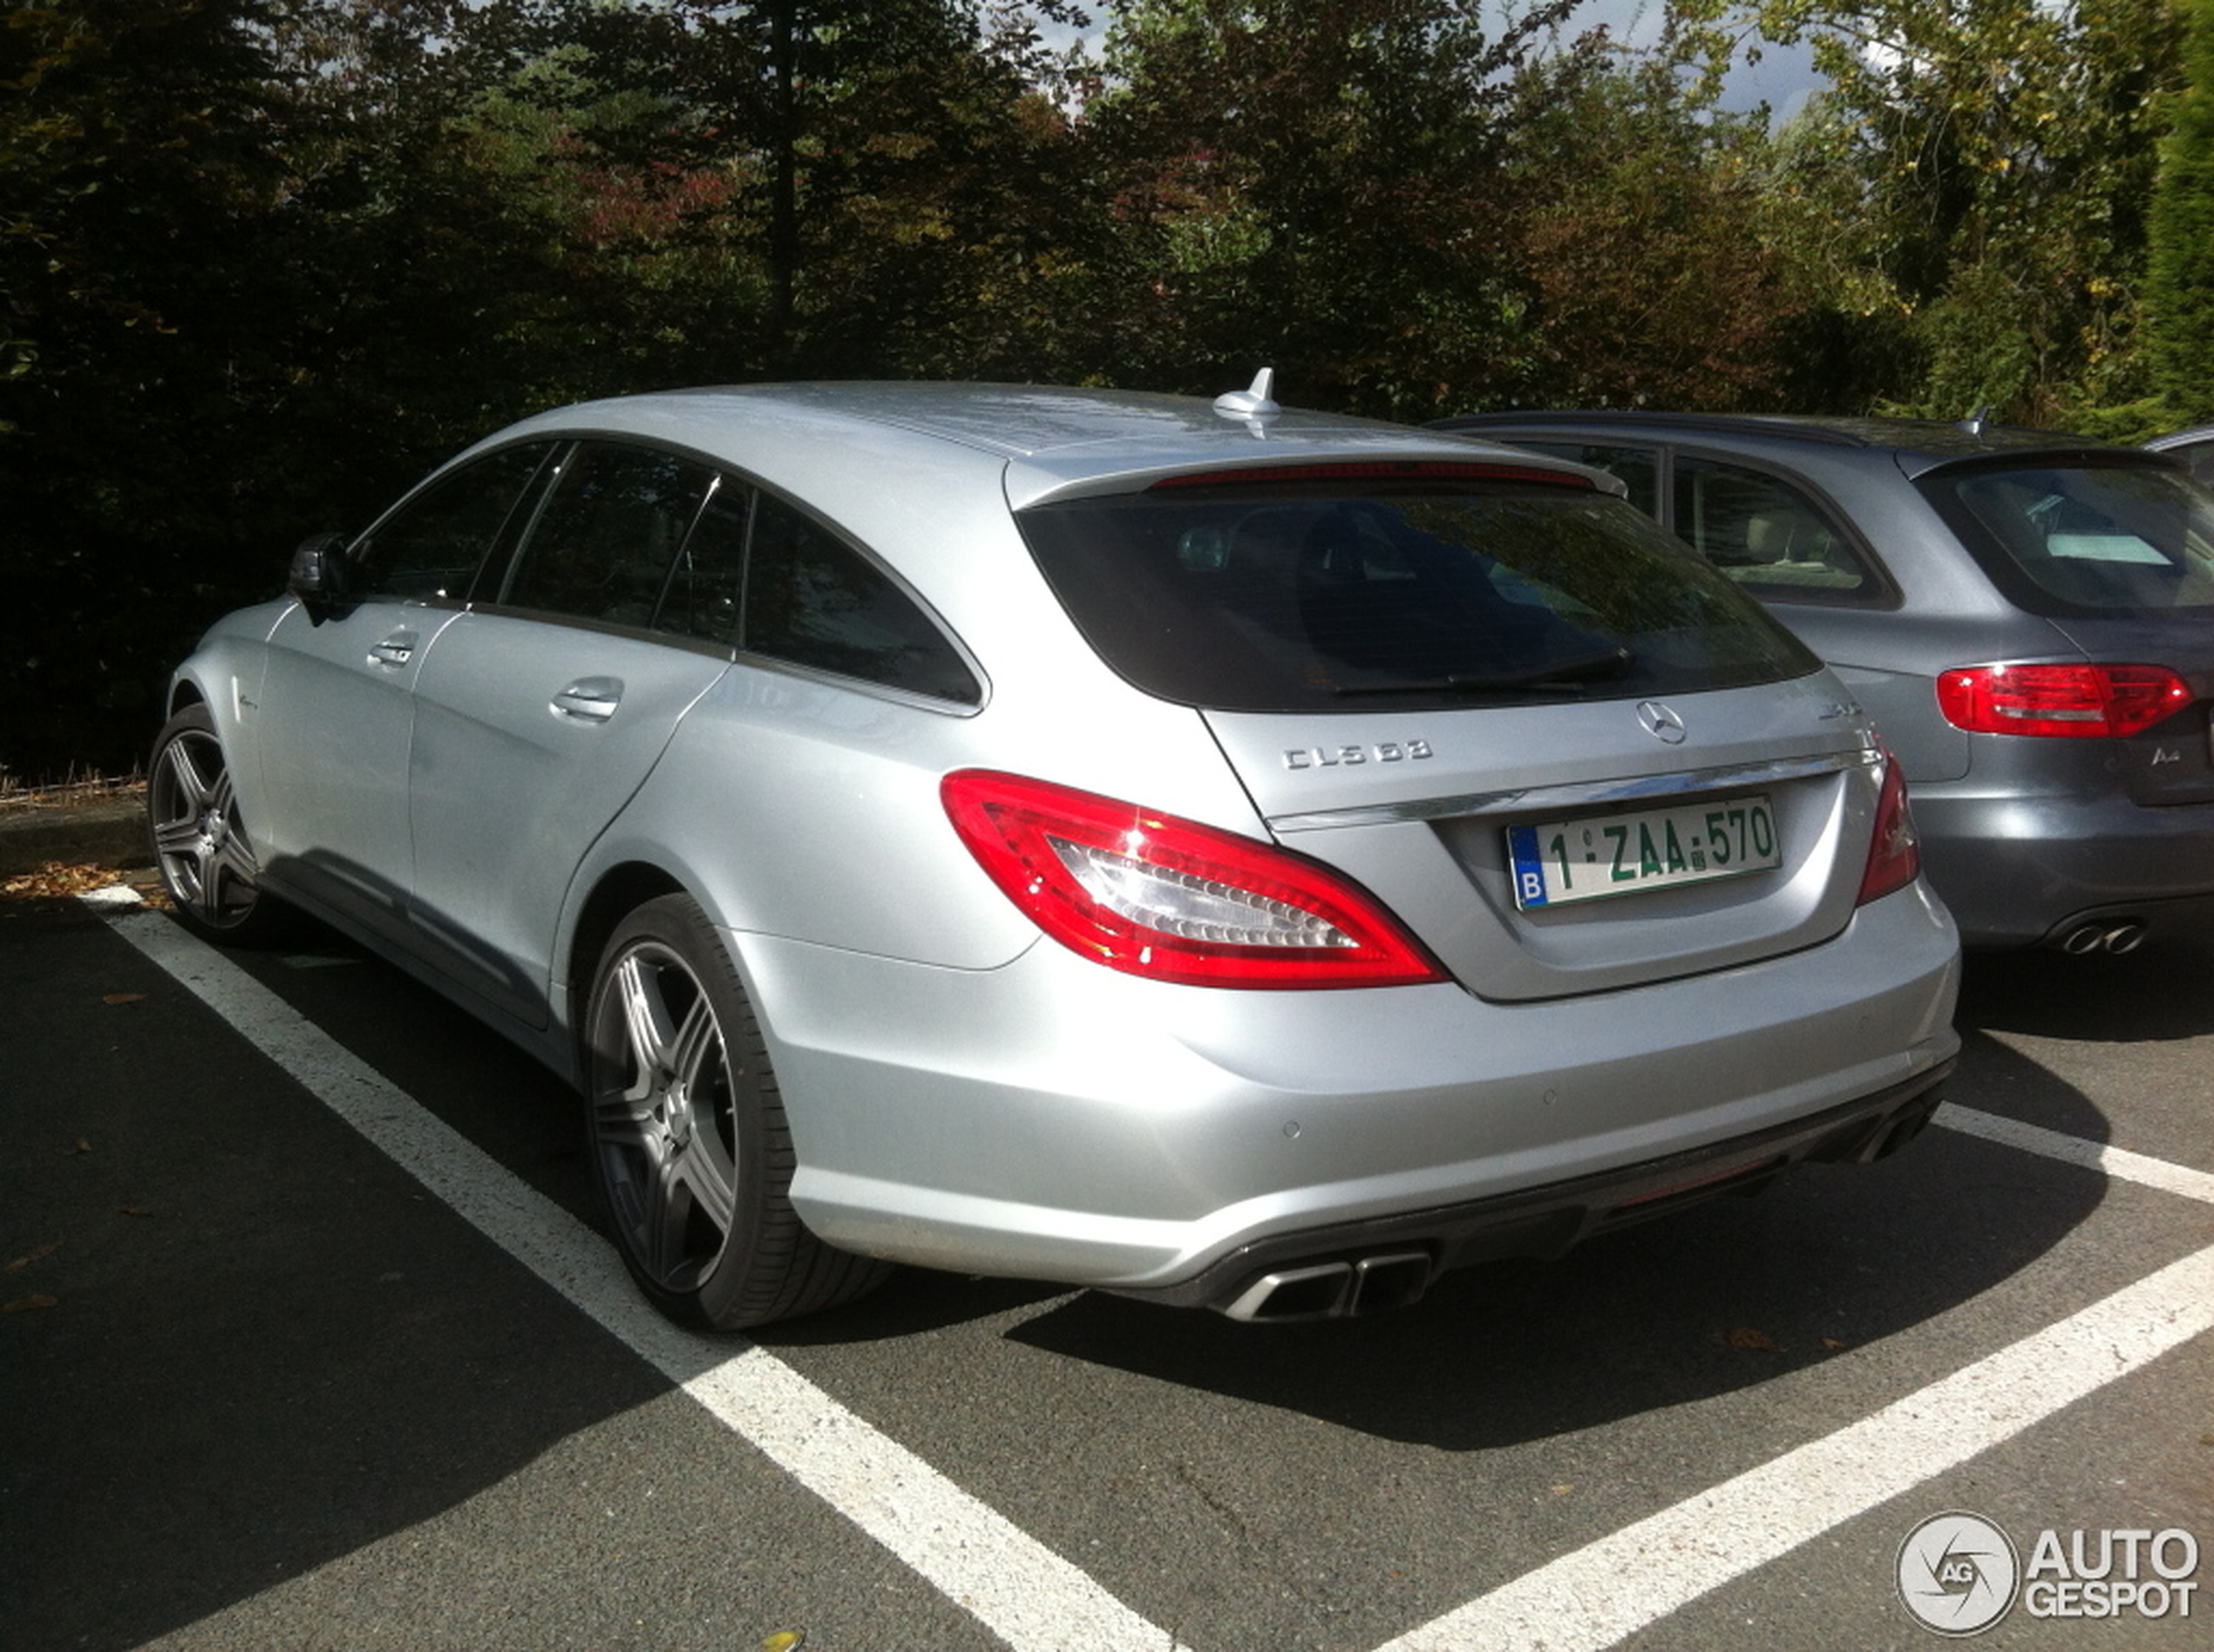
xmin=0 ymin=799 xmax=149 ymax=877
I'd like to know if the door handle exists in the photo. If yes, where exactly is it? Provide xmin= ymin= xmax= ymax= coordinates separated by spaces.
xmin=552 ymin=677 xmax=623 ymax=722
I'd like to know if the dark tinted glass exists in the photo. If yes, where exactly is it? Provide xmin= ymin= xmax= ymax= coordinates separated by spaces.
xmin=1927 ymin=463 xmax=2214 ymax=615
xmin=744 ymin=494 xmax=979 ymax=704
xmin=1672 ymin=456 xmax=1878 ymax=602
xmin=501 ymin=443 xmax=714 ymax=623
xmin=1018 ymin=482 xmax=1817 ymax=712
xmin=655 ymin=477 xmax=749 ymax=643
xmin=355 ymin=442 xmax=554 ymax=601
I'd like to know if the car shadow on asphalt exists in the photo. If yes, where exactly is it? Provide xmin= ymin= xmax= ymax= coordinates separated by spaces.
xmin=0 ymin=902 xmax=673 ymax=1652
xmin=1954 ymin=935 xmax=2214 ymax=1045
xmin=990 ymin=1092 xmax=2107 ymax=1450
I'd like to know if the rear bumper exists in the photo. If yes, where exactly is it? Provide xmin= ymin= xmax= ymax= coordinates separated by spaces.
xmin=1916 ymin=787 xmax=2214 ymax=947
xmin=745 ymin=881 xmax=1960 ymax=1295
xmin=1119 ymin=1060 xmax=1954 ymax=1319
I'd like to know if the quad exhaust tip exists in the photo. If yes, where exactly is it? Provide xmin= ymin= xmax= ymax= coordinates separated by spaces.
xmin=2055 ymin=920 xmax=2147 ymax=955
xmin=1221 ymin=1251 xmax=1434 ymax=1323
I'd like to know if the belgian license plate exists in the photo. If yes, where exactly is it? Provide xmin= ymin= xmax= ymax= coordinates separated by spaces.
xmin=1506 ymin=794 xmax=1780 ymax=909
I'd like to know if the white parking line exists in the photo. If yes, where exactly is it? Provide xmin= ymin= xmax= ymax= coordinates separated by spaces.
xmin=1375 ymin=1239 xmax=2214 ymax=1652
xmin=1936 ymin=1100 xmax=2214 ymax=1205
xmin=105 ymin=908 xmax=1174 ymax=1652
xmin=103 ymin=897 xmax=2214 ymax=1652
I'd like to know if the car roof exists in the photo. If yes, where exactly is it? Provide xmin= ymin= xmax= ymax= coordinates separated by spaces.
xmin=493 ymin=382 xmax=1603 ymax=509
xmin=2144 ymin=425 xmax=2214 ymax=449
xmin=1432 ymin=409 xmax=2146 ymax=478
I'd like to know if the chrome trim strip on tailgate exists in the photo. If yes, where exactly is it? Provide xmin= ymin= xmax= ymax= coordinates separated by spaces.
xmin=1265 ymin=746 xmax=1880 ymax=833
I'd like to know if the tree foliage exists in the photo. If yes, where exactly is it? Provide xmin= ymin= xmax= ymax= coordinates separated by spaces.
xmin=2147 ymin=0 xmax=2214 ymax=425
xmin=1079 ymin=0 xmax=1603 ymax=416
xmin=1676 ymin=0 xmax=2186 ymax=424
xmin=2 ymin=0 xmax=301 ymax=774
xmin=2 ymin=0 xmax=2206 ymax=780
xmin=1500 ymin=48 xmax=1808 ymax=410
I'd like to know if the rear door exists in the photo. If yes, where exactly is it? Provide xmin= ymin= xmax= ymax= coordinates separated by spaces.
xmin=404 ymin=441 xmax=730 ymax=1026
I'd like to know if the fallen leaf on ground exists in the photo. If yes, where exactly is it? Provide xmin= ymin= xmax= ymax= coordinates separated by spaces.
xmin=5 ymin=1241 xmax=61 ymax=1273
xmin=102 ymin=992 xmax=146 ymax=1006
xmin=1 ymin=861 xmax=130 ymax=901
xmin=3 ymin=1294 xmax=59 ymax=1314
xmin=1724 ymin=1326 xmax=1782 ymax=1351
xmin=762 ymin=1633 xmax=806 ymax=1651
xmin=74 ymin=1138 xmax=92 ymax=1154
xmin=119 ymin=1207 xmax=153 ymax=1218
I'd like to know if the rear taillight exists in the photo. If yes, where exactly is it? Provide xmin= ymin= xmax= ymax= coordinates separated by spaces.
xmin=1857 ymin=751 xmax=1920 ymax=907
xmin=941 ymin=771 xmax=1447 ymax=989
xmin=1935 ymin=663 xmax=2191 ymax=738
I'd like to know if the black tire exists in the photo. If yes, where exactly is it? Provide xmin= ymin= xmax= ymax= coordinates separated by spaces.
xmin=146 ymin=704 xmax=290 ymax=945
xmin=582 ymin=894 xmax=889 ymax=1329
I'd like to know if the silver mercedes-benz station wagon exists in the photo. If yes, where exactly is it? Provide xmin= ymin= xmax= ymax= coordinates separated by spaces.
xmin=153 ymin=377 xmax=1961 ymax=1329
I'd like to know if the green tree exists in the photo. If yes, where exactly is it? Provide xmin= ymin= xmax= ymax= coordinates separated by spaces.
xmin=2146 ymin=0 xmax=2214 ymax=425
xmin=1676 ymin=0 xmax=2185 ymax=422
xmin=1078 ymin=0 xmax=1598 ymax=417
xmin=1 ymin=0 xmax=302 ymax=778
xmin=633 ymin=1 xmax=1097 ymax=377
xmin=1501 ymin=50 xmax=1809 ymax=410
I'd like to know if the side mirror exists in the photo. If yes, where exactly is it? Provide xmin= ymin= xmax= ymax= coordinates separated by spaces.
xmin=288 ymin=533 xmax=351 ymax=621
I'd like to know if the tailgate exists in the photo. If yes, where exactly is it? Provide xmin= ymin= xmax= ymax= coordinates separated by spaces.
xmin=1205 ymin=676 xmax=1884 ymax=1001
xmin=2043 ymin=612 xmax=2214 ymax=806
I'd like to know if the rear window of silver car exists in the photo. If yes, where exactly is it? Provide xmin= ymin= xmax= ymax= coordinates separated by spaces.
xmin=1925 ymin=462 xmax=2214 ymax=616
xmin=1016 ymin=479 xmax=1820 ymax=712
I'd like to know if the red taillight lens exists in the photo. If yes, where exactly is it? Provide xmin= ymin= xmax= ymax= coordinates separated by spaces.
xmin=941 ymin=771 xmax=1447 ymax=989
xmin=1857 ymin=750 xmax=1920 ymax=907
xmin=1934 ymin=663 xmax=2191 ymax=738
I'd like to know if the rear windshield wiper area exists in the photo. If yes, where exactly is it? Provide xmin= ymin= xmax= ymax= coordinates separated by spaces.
xmin=1333 ymin=643 xmax=1635 ymax=697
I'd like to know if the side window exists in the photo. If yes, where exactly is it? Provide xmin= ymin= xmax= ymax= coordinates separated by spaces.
xmin=353 ymin=442 xmax=554 ymax=601
xmin=1672 ymin=457 xmax=1878 ymax=601
xmin=654 ymin=478 xmax=749 ymax=644
xmin=744 ymin=493 xmax=980 ymax=704
xmin=1516 ymin=441 xmax=1661 ymax=517
xmin=499 ymin=442 xmax=714 ymax=624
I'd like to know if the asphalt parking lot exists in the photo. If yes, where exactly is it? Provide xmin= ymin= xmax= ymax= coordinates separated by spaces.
xmin=3 ymin=877 xmax=2209 ymax=1651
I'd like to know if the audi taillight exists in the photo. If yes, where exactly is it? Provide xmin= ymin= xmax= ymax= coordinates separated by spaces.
xmin=1857 ymin=750 xmax=1920 ymax=907
xmin=941 ymin=771 xmax=1447 ymax=989
xmin=1935 ymin=663 xmax=2191 ymax=739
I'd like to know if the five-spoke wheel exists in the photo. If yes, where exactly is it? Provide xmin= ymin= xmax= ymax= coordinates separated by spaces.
xmin=583 ymin=894 xmax=886 ymax=1329
xmin=147 ymin=704 xmax=284 ymax=943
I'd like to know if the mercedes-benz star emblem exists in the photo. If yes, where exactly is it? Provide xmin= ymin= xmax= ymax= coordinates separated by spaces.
xmin=1637 ymin=701 xmax=1688 ymax=744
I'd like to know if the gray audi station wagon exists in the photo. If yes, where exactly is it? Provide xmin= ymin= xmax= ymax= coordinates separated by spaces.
xmin=1441 ymin=411 xmax=2214 ymax=954
xmin=153 ymin=380 xmax=1960 ymax=1329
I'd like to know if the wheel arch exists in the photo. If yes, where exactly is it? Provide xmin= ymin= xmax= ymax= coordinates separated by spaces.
xmin=562 ymin=860 xmax=689 ymax=1067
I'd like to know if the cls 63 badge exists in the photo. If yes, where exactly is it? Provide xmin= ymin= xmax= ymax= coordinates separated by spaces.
xmin=1283 ymin=739 xmax=1433 ymax=771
